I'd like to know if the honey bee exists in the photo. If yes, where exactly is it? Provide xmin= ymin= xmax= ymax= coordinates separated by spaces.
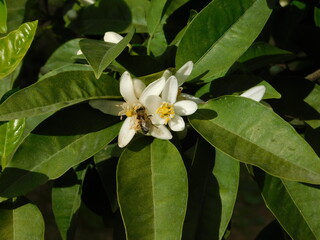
xmin=135 ymin=106 xmax=153 ymax=134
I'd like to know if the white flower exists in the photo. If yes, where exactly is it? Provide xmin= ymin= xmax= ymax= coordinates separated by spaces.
xmin=162 ymin=61 xmax=193 ymax=86
xmin=103 ymin=32 xmax=124 ymax=44
xmin=240 ymin=85 xmax=266 ymax=102
xmin=89 ymin=71 xmax=172 ymax=148
xmin=141 ymin=76 xmax=198 ymax=132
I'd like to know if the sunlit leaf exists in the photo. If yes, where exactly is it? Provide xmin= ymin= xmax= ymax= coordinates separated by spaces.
xmin=0 ymin=108 xmax=121 ymax=197
xmin=0 ymin=0 xmax=7 ymax=33
xmin=176 ymin=0 xmax=272 ymax=82
xmin=0 ymin=71 xmax=121 ymax=121
xmin=0 ymin=197 xmax=45 ymax=240
xmin=117 ymin=138 xmax=188 ymax=240
xmin=80 ymin=27 xmax=134 ymax=79
xmin=0 ymin=21 xmax=37 ymax=79
xmin=0 ymin=119 xmax=25 ymax=168
xmin=189 ymin=96 xmax=320 ymax=184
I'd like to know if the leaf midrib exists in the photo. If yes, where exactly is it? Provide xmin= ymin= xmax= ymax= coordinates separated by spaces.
xmin=192 ymin=110 xmax=320 ymax=181
xmin=193 ymin=0 xmax=264 ymax=67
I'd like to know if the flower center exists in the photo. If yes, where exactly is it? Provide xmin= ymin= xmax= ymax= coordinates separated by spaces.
xmin=119 ymin=103 xmax=142 ymax=118
xmin=156 ymin=102 xmax=175 ymax=124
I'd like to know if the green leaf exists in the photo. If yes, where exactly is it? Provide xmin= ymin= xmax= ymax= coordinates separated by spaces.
xmin=40 ymin=38 xmax=83 ymax=76
xmin=0 ymin=62 xmax=22 ymax=100
xmin=146 ymin=0 xmax=167 ymax=35
xmin=176 ymin=0 xmax=272 ymax=82
xmin=117 ymin=138 xmax=188 ymax=240
xmin=189 ymin=96 xmax=320 ymax=184
xmin=182 ymin=138 xmax=239 ymax=240
xmin=4 ymin=0 xmax=27 ymax=33
xmin=0 ymin=21 xmax=37 ymax=79
xmin=195 ymin=75 xmax=281 ymax=100
xmin=237 ymin=42 xmax=294 ymax=71
xmin=0 ymin=0 xmax=7 ymax=33
xmin=80 ymin=27 xmax=134 ymax=79
xmin=0 ymin=119 xmax=25 ymax=168
xmin=0 ymin=109 xmax=121 ymax=197
xmin=0 ymin=71 xmax=121 ymax=121
xmin=255 ymin=172 xmax=320 ymax=239
xmin=69 ymin=0 xmax=149 ymax=34
xmin=0 ymin=197 xmax=45 ymax=240
xmin=238 ymin=42 xmax=293 ymax=63
xmin=52 ymin=167 xmax=87 ymax=240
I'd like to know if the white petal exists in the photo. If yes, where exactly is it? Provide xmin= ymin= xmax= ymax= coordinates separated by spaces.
xmin=133 ymin=78 xmax=146 ymax=98
xmin=79 ymin=0 xmax=95 ymax=6
xmin=76 ymin=50 xmax=83 ymax=55
xmin=240 ymin=85 xmax=266 ymax=102
xmin=120 ymin=71 xmax=138 ymax=104
xmin=89 ymin=100 xmax=124 ymax=116
xmin=139 ymin=76 xmax=166 ymax=103
xmin=103 ymin=32 xmax=123 ymax=44
xmin=178 ymin=93 xmax=205 ymax=104
xmin=150 ymin=125 xmax=172 ymax=140
xmin=168 ymin=115 xmax=185 ymax=132
xmin=175 ymin=61 xmax=193 ymax=86
xmin=162 ymin=76 xmax=178 ymax=104
xmin=118 ymin=117 xmax=136 ymax=148
xmin=174 ymin=100 xmax=198 ymax=116
xmin=143 ymin=95 xmax=165 ymax=125
xmin=162 ymin=70 xmax=172 ymax=80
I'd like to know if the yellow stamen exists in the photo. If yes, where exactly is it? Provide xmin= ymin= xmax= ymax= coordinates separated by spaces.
xmin=156 ymin=102 xmax=175 ymax=124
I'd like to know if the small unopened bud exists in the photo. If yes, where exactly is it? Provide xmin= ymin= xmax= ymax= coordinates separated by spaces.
xmin=103 ymin=32 xmax=124 ymax=44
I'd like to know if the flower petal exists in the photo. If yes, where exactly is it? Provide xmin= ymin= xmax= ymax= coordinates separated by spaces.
xmin=103 ymin=32 xmax=123 ymax=44
xmin=150 ymin=125 xmax=172 ymax=140
xmin=168 ymin=115 xmax=185 ymax=132
xmin=118 ymin=117 xmax=136 ymax=148
xmin=178 ymin=93 xmax=205 ymax=104
xmin=175 ymin=61 xmax=193 ymax=86
xmin=162 ymin=69 xmax=172 ymax=80
xmin=174 ymin=100 xmax=198 ymax=116
xmin=143 ymin=95 xmax=165 ymax=125
xmin=89 ymin=100 xmax=124 ymax=116
xmin=240 ymin=85 xmax=266 ymax=102
xmin=133 ymin=78 xmax=146 ymax=98
xmin=139 ymin=76 xmax=166 ymax=103
xmin=120 ymin=71 xmax=138 ymax=104
xmin=162 ymin=76 xmax=178 ymax=104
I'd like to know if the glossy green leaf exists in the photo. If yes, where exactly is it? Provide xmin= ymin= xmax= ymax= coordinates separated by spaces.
xmin=0 ymin=197 xmax=45 ymax=240
xmin=189 ymin=96 xmax=320 ymax=184
xmin=0 ymin=71 xmax=121 ymax=121
xmin=117 ymin=138 xmax=188 ymax=240
xmin=0 ymin=119 xmax=25 ymax=168
xmin=0 ymin=0 xmax=7 ymax=33
xmin=80 ymin=27 xmax=134 ymax=79
xmin=40 ymin=39 xmax=83 ymax=76
xmin=0 ymin=21 xmax=37 ymax=79
xmin=255 ymin=172 xmax=320 ymax=239
xmin=176 ymin=0 xmax=272 ymax=82
xmin=52 ymin=167 xmax=87 ymax=240
xmin=0 ymin=113 xmax=121 ymax=197
xmin=183 ymin=138 xmax=239 ymax=240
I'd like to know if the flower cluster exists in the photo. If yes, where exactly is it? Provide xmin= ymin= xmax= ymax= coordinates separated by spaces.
xmin=89 ymin=61 xmax=198 ymax=147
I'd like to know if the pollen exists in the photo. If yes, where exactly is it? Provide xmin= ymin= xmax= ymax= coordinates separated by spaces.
xmin=156 ymin=102 xmax=175 ymax=124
